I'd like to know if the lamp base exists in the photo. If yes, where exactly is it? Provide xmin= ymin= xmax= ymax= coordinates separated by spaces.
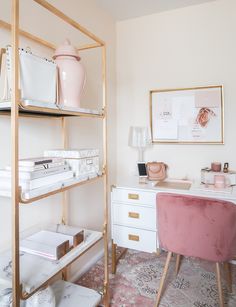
xmin=139 ymin=176 xmax=147 ymax=184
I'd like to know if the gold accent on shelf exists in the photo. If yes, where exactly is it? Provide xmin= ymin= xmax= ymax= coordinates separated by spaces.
xmin=128 ymin=212 xmax=140 ymax=219
xmin=6 ymin=0 xmax=109 ymax=305
xmin=101 ymin=44 xmax=109 ymax=307
xmin=128 ymin=193 xmax=139 ymax=200
xmin=0 ymin=19 xmax=56 ymax=50
xmin=20 ymin=235 xmax=103 ymax=300
xmin=0 ymin=101 xmax=105 ymax=118
xmin=11 ymin=1 xmax=20 ymax=305
xmin=61 ymin=117 xmax=68 ymax=225
xmin=33 ymin=0 xmax=105 ymax=45
xmin=78 ymin=43 xmax=102 ymax=51
xmin=103 ymin=223 xmax=108 ymax=236
xmin=20 ymin=175 xmax=105 ymax=204
xmin=61 ymin=117 xmax=69 ymax=279
xmin=128 ymin=234 xmax=140 ymax=242
xmin=0 ymin=19 xmax=102 ymax=51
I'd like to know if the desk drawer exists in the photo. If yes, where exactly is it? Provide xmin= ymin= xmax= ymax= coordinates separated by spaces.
xmin=112 ymin=225 xmax=157 ymax=253
xmin=112 ymin=188 xmax=156 ymax=207
xmin=112 ymin=203 xmax=156 ymax=230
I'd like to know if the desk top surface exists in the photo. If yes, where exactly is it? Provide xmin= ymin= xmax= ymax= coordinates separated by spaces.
xmin=113 ymin=178 xmax=236 ymax=202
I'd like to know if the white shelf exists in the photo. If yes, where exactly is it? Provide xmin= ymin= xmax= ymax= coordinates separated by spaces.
xmin=0 ymin=229 xmax=102 ymax=296
xmin=0 ymin=101 xmax=104 ymax=118
xmin=0 ymin=173 xmax=103 ymax=204
xmin=52 ymin=280 xmax=101 ymax=307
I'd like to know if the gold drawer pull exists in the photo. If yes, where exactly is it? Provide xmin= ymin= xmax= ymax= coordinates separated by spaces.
xmin=128 ymin=212 xmax=140 ymax=219
xmin=128 ymin=193 xmax=139 ymax=200
xmin=128 ymin=234 xmax=140 ymax=242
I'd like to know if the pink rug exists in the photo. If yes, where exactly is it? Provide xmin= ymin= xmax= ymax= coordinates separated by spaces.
xmin=76 ymin=249 xmax=236 ymax=306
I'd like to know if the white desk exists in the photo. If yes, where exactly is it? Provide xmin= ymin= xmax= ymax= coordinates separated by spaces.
xmin=111 ymin=179 xmax=236 ymax=273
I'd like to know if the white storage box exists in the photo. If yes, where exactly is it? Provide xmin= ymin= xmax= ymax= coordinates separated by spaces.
xmin=44 ymin=149 xmax=99 ymax=177
xmin=201 ymin=168 xmax=236 ymax=186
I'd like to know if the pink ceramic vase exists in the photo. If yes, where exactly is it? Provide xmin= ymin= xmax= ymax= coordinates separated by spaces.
xmin=53 ymin=39 xmax=86 ymax=108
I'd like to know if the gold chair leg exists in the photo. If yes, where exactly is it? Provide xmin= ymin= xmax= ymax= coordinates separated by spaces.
xmin=216 ymin=262 xmax=224 ymax=307
xmin=224 ymin=262 xmax=232 ymax=293
xmin=175 ymin=254 xmax=181 ymax=276
xmin=111 ymin=240 xmax=117 ymax=274
xmin=156 ymin=248 xmax=161 ymax=256
xmin=155 ymin=251 xmax=172 ymax=307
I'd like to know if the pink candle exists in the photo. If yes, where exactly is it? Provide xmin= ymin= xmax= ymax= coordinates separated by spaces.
xmin=214 ymin=175 xmax=225 ymax=189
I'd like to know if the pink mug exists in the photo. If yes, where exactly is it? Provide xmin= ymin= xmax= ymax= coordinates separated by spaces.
xmin=214 ymin=175 xmax=225 ymax=189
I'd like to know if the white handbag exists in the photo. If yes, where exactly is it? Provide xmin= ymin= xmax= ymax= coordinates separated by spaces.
xmin=1 ymin=46 xmax=57 ymax=104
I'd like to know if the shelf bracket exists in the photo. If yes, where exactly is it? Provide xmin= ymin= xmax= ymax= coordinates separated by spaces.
xmin=103 ymin=223 xmax=107 ymax=236
xmin=103 ymin=281 xmax=108 ymax=295
xmin=102 ymin=106 xmax=107 ymax=117
xmin=102 ymin=165 xmax=107 ymax=175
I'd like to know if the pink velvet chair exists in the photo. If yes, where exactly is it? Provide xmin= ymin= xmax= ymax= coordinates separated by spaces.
xmin=155 ymin=192 xmax=236 ymax=307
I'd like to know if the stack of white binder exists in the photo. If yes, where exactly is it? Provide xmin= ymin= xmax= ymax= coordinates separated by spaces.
xmin=0 ymin=157 xmax=74 ymax=193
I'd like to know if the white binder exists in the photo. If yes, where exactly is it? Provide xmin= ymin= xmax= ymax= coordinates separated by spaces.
xmin=0 ymin=46 xmax=57 ymax=104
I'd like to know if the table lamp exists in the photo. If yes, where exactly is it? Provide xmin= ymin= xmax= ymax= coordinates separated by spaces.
xmin=128 ymin=126 xmax=150 ymax=161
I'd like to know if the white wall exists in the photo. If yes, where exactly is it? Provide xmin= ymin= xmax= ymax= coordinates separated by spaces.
xmin=0 ymin=0 xmax=116 ymax=277
xmin=116 ymin=0 xmax=236 ymax=182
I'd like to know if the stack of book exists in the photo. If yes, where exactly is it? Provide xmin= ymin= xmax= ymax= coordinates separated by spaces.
xmin=0 ymin=157 xmax=74 ymax=192
xmin=20 ymin=225 xmax=84 ymax=260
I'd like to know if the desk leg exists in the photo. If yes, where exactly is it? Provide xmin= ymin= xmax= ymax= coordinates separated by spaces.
xmin=224 ymin=262 xmax=232 ymax=293
xmin=111 ymin=240 xmax=117 ymax=274
xmin=216 ymin=262 xmax=224 ymax=307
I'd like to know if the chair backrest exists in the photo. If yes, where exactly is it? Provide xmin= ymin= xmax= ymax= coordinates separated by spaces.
xmin=157 ymin=193 xmax=236 ymax=262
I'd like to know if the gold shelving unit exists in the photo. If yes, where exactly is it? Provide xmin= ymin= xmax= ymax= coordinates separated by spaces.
xmin=0 ymin=0 xmax=109 ymax=306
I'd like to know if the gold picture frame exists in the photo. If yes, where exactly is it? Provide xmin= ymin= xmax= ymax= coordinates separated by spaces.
xmin=150 ymin=85 xmax=224 ymax=144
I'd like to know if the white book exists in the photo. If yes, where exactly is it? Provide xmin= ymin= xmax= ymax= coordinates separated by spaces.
xmin=0 ymin=165 xmax=69 ymax=180
xmin=19 ymin=156 xmax=64 ymax=167
xmin=44 ymin=149 xmax=99 ymax=159
xmin=6 ymin=161 xmax=66 ymax=172
xmin=0 ymin=170 xmax=74 ymax=190
xmin=20 ymin=230 xmax=73 ymax=260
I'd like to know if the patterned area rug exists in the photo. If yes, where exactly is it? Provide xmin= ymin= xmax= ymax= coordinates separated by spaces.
xmin=76 ymin=249 xmax=236 ymax=306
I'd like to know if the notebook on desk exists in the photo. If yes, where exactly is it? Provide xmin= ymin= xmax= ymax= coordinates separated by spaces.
xmin=155 ymin=181 xmax=192 ymax=190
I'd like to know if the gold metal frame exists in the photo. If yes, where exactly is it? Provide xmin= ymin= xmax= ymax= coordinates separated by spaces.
xmin=1 ymin=0 xmax=109 ymax=306
xmin=150 ymin=85 xmax=224 ymax=144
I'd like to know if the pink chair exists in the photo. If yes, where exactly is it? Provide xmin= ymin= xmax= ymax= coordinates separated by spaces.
xmin=155 ymin=193 xmax=236 ymax=307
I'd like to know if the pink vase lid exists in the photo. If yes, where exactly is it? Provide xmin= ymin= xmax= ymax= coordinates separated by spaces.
xmin=53 ymin=39 xmax=81 ymax=60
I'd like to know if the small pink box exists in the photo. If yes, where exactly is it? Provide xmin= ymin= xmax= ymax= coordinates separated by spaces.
xmin=214 ymin=175 xmax=225 ymax=189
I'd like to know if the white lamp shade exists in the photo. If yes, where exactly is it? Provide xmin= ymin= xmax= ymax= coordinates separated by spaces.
xmin=128 ymin=126 xmax=150 ymax=148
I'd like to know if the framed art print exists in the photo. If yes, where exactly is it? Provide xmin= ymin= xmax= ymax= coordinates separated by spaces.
xmin=150 ymin=85 xmax=224 ymax=144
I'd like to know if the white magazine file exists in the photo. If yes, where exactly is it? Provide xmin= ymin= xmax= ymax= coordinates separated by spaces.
xmin=0 ymin=46 xmax=57 ymax=104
